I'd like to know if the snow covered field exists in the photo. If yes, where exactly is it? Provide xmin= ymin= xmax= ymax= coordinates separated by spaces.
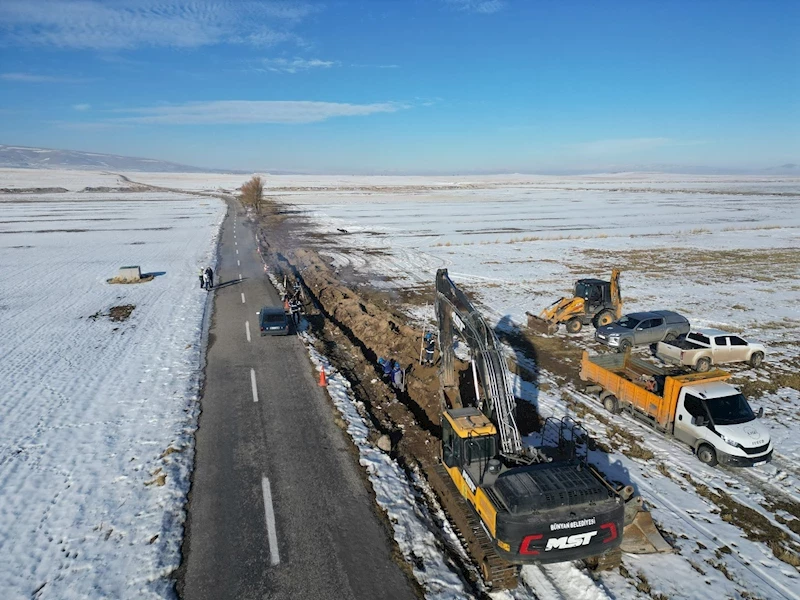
xmin=0 ymin=173 xmax=225 ymax=599
xmin=3 ymin=169 xmax=799 ymax=600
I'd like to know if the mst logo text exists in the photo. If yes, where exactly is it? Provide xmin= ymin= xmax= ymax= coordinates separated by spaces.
xmin=545 ymin=531 xmax=597 ymax=551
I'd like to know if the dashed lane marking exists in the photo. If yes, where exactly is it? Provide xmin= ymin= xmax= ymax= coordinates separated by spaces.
xmin=245 ymin=320 xmax=251 ymax=342
xmin=241 ymin=292 xmax=246 ymax=304
xmin=261 ymin=477 xmax=281 ymax=566
xmin=250 ymin=368 xmax=258 ymax=403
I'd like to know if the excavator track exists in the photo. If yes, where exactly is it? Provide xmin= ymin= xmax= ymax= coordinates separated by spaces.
xmin=430 ymin=464 xmax=519 ymax=590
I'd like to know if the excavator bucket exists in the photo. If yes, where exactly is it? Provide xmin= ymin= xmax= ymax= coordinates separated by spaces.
xmin=622 ymin=510 xmax=672 ymax=554
xmin=526 ymin=311 xmax=558 ymax=335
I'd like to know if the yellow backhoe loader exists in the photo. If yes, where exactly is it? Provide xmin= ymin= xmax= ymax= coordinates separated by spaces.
xmin=528 ymin=269 xmax=622 ymax=334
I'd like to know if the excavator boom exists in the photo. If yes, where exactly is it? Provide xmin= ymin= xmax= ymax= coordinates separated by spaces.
xmin=436 ymin=269 xmax=522 ymax=456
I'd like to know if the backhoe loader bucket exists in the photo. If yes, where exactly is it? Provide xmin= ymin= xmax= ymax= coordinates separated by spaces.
xmin=526 ymin=311 xmax=558 ymax=335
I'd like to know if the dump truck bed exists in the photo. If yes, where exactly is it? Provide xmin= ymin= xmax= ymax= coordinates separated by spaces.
xmin=579 ymin=351 xmax=730 ymax=430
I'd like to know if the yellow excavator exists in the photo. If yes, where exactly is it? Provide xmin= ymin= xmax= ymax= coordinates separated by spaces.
xmin=434 ymin=269 xmax=669 ymax=589
xmin=527 ymin=268 xmax=622 ymax=334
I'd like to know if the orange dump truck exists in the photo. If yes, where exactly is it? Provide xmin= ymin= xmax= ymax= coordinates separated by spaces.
xmin=579 ymin=351 xmax=772 ymax=468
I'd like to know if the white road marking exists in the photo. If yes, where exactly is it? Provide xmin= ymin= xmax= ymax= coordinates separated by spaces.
xmin=261 ymin=477 xmax=281 ymax=566
xmin=245 ymin=320 xmax=251 ymax=342
xmin=250 ymin=368 xmax=258 ymax=403
xmin=239 ymin=273 xmax=242 ymax=280
xmin=241 ymin=292 xmax=246 ymax=304
xmin=236 ymin=249 xmax=239 ymax=255
xmin=237 ymin=259 xmax=240 ymax=266
xmin=235 ymin=241 xmax=237 ymax=246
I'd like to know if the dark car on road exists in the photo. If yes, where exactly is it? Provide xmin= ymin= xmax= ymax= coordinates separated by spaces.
xmin=259 ymin=306 xmax=290 ymax=336
xmin=595 ymin=310 xmax=690 ymax=352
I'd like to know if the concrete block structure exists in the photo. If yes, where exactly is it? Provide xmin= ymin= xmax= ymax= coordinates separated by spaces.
xmin=117 ymin=266 xmax=142 ymax=282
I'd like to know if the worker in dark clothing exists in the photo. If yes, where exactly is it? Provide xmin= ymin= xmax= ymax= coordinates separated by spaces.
xmin=423 ymin=333 xmax=436 ymax=366
xmin=204 ymin=267 xmax=214 ymax=290
xmin=289 ymin=298 xmax=302 ymax=325
xmin=379 ymin=357 xmax=393 ymax=379
xmin=391 ymin=361 xmax=405 ymax=392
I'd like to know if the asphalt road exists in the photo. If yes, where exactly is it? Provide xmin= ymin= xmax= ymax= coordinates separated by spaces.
xmin=181 ymin=204 xmax=418 ymax=600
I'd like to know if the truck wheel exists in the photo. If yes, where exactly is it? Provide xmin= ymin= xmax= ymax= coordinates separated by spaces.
xmin=695 ymin=357 xmax=711 ymax=373
xmin=594 ymin=310 xmax=615 ymax=328
xmin=603 ymin=395 xmax=620 ymax=415
xmin=664 ymin=333 xmax=677 ymax=342
xmin=617 ymin=339 xmax=632 ymax=353
xmin=566 ymin=318 xmax=583 ymax=334
xmin=697 ymin=444 xmax=718 ymax=467
xmin=649 ymin=343 xmax=659 ymax=356
xmin=749 ymin=352 xmax=764 ymax=368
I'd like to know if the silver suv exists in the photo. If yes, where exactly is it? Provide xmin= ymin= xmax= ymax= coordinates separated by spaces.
xmin=595 ymin=310 xmax=690 ymax=352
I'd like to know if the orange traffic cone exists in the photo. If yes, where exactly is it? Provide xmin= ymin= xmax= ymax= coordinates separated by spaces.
xmin=318 ymin=369 xmax=327 ymax=387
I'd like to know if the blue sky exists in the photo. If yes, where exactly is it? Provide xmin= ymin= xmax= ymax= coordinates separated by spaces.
xmin=0 ymin=0 xmax=798 ymax=173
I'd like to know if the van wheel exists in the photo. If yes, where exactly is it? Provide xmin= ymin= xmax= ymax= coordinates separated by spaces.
xmin=697 ymin=444 xmax=718 ymax=467
xmin=749 ymin=352 xmax=764 ymax=368
xmin=617 ymin=339 xmax=632 ymax=353
xmin=594 ymin=310 xmax=615 ymax=328
xmin=566 ymin=318 xmax=583 ymax=334
xmin=695 ymin=357 xmax=711 ymax=373
xmin=603 ymin=395 xmax=620 ymax=415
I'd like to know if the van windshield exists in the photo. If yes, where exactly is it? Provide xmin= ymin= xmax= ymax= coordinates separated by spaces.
xmin=705 ymin=393 xmax=755 ymax=426
xmin=617 ymin=316 xmax=640 ymax=329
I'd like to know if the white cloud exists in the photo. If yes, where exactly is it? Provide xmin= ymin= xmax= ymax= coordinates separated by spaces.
xmin=0 ymin=1 xmax=318 ymax=50
xmin=72 ymin=103 xmax=91 ymax=111
xmin=109 ymin=100 xmax=408 ymax=124
xmin=443 ymin=0 xmax=505 ymax=14
xmin=257 ymin=57 xmax=338 ymax=74
xmin=1 ymin=72 xmax=88 ymax=83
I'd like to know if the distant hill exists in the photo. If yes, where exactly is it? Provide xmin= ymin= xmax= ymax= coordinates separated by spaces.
xmin=0 ymin=144 xmax=238 ymax=173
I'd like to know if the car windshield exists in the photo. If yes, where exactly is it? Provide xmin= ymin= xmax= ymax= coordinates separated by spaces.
xmin=617 ymin=316 xmax=640 ymax=329
xmin=263 ymin=313 xmax=286 ymax=323
xmin=705 ymin=393 xmax=755 ymax=426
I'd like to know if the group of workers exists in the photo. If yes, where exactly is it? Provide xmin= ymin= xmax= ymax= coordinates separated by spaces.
xmin=198 ymin=266 xmax=214 ymax=290
xmin=283 ymin=282 xmax=304 ymax=326
xmin=378 ymin=357 xmax=406 ymax=392
xmin=377 ymin=332 xmax=437 ymax=394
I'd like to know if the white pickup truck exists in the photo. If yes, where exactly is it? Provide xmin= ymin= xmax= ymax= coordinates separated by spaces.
xmin=655 ymin=329 xmax=766 ymax=372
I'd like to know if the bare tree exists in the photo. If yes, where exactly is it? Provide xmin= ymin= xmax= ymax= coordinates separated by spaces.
xmin=240 ymin=175 xmax=264 ymax=214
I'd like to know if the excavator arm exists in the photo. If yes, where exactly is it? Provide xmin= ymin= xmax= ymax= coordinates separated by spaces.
xmin=435 ymin=269 xmax=523 ymax=457
xmin=610 ymin=268 xmax=622 ymax=319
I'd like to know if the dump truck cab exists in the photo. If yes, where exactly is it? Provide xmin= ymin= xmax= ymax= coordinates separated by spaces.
xmin=672 ymin=380 xmax=772 ymax=467
xmin=441 ymin=408 xmax=624 ymax=564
